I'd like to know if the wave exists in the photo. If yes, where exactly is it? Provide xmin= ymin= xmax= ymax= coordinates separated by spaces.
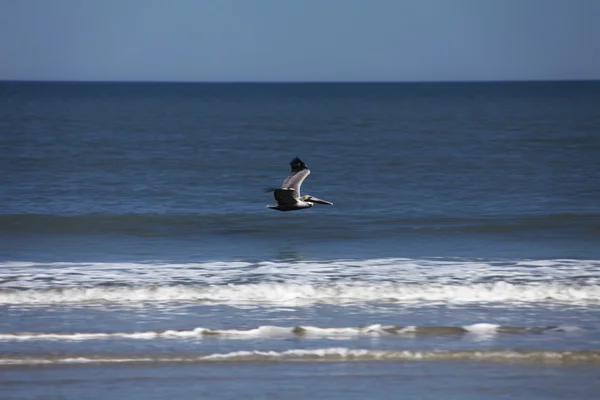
xmin=2 ymin=258 xmax=599 ymax=288
xmin=1 ymin=282 xmax=599 ymax=306
xmin=2 ymin=258 xmax=599 ymax=306
xmin=0 ymin=324 xmax=582 ymax=342
xmin=2 ymin=212 xmax=598 ymax=238
xmin=2 ymin=348 xmax=600 ymax=366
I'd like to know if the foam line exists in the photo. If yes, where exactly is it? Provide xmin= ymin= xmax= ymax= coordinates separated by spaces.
xmin=1 ymin=282 xmax=598 ymax=305
xmin=0 ymin=324 xmax=579 ymax=341
xmin=2 ymin=349 xmax=600 ymax=366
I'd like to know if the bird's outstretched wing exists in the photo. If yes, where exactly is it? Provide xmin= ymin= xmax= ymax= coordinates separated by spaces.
xmin=281 ymin=157 xmax=311 ymax=196
xmin=273 ymin=188 xmax=299 ymax=206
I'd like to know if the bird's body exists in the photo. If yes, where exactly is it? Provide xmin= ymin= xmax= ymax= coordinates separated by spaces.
xmin=267 ymin=157 xmax=333 ymax=212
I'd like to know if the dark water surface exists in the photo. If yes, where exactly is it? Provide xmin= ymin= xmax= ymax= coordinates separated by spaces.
xmin=1 ymin=81 xmax=600 ymax=399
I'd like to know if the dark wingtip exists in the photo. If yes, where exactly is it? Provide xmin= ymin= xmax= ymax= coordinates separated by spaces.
xmin=289 ymin=157 xmax=308 ymax=172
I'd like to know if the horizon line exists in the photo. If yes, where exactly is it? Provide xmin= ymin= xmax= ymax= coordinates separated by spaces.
xmin=1 ymin=78 xmax=599 ymax=84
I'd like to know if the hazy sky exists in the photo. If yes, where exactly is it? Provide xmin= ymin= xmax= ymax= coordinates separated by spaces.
xmin=1 ymin=0 xmax=599 ymax=81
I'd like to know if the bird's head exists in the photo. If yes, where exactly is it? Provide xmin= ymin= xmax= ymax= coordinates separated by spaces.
xmin=302 ymin=195 xmax=333 ymax=206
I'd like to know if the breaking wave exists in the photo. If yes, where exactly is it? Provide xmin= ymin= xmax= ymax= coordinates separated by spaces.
xmin=0 ymin=282 xmax=598 ymax=306
xmin=2 ymin=348 xmax=600 ymax=366
xmin=0 ymin=282 xmax=600 ymax=306
xmin=0 ymin=323 xmax=583 ymax=342
xmin=2 ymin=258 xmax=599 ymax=306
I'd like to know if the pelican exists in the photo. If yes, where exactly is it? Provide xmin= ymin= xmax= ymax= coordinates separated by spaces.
xmin=267 ymin=157 xmax=333 ymax=212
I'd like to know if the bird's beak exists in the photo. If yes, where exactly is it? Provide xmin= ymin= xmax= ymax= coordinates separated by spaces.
xmin=309 ymin=197 xmax=333 ymax=205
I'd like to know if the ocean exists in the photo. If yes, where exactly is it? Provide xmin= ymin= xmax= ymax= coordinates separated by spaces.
xmin=1 ymin=81 xmax=599 ymax=399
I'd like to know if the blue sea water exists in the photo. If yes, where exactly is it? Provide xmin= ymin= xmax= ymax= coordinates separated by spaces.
xmin=1 ymin=81 xmax=600 ymax=399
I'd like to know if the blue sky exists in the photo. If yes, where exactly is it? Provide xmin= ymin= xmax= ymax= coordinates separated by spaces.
xmin=1 ymin=0 xmax=599 ymax=81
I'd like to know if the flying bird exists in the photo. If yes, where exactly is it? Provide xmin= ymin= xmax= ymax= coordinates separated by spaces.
xmin=267 ymin=157 xmax=333 ymax=211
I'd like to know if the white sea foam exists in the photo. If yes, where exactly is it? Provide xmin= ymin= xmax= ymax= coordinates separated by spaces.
xmin=2 ymin=348 xmax=599 ymax=365
xmin=198 ymin=348 xmax=600 ymax=363
xmin=0 ymin=281 xmax=598 ymax=306
xmin=2 ymin=258 xmax=599 ymax=289
xmin=0 ymin=324 xmax=581 ymax=342
xmin=0 ymin=325 xmax=395 ymax=342
xmin=1 ymin=258 xmax=599 ymax=306
xmin=463 ymin=323 xmax=501 ymax=334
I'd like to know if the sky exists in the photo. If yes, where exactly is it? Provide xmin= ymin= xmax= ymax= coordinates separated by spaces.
xmin=0 ymin=0 xmax=599 ymax=82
